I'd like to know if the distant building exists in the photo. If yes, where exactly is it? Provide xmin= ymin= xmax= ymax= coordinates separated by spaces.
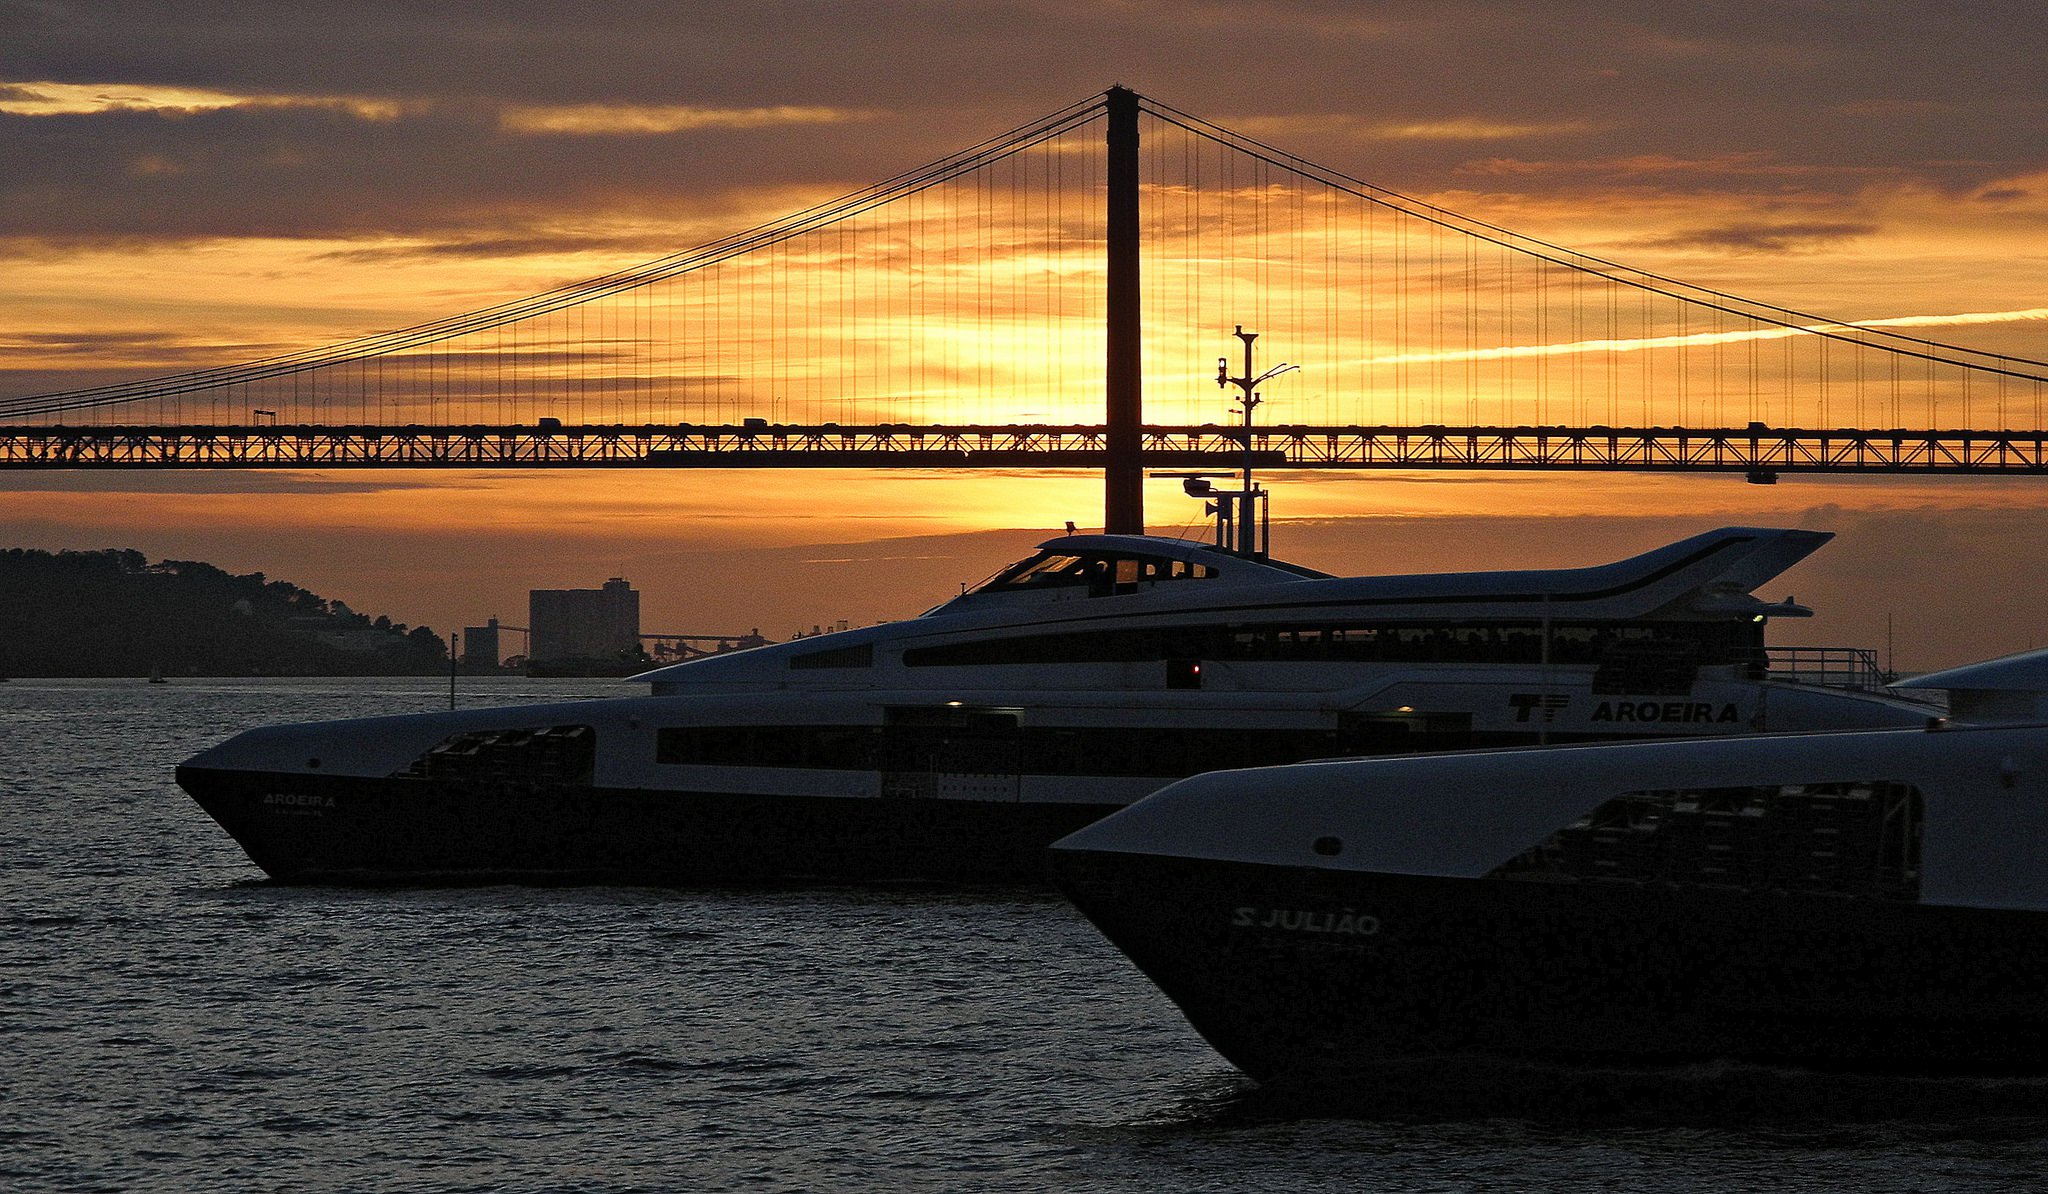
xmin=530 ymin=578 xmax=640 ymax=665
xmin=462 ymin=617 xmax=502 ymax=669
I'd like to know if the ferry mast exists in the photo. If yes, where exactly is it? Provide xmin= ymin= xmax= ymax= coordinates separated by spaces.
xmin=1213 ymin=326 xmax=1297 ymax=557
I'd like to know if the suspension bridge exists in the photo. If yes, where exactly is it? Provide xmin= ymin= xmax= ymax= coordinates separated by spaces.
xmin=4 ymin=87 xmax=2045 ymax=532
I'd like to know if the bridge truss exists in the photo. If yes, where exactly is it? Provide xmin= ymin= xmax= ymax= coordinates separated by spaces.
xmin=11 ymin=421 xmax=2048 ymax=478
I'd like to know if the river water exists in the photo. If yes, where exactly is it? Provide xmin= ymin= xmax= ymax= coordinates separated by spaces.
xmin=5 ymin=676 xmax=2046 ymax=1191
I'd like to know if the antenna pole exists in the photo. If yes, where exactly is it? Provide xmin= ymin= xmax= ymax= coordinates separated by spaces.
xmin=1216 ymin=325 xmax=1296 ymax=556
xmin=1235 ymin=326 xmax=1258 ymax=537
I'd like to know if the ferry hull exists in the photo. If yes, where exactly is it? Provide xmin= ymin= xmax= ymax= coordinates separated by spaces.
xmin=176 ymin=765 xmax=1116 ymax=886
xmin=1052 ymin=850 xmax=2048 ymax=1081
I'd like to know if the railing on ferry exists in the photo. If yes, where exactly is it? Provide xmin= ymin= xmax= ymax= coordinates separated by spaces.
xmin=1763 ymin=646 xmax=1892 ymax=691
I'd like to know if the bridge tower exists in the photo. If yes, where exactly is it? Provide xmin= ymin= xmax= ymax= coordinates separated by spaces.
xmin=1104 ymin=85 xmax=1143 ymax=534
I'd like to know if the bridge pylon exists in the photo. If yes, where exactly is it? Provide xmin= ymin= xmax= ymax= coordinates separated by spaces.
xmin=1104 ymin=85 xmax=1144 ymax=534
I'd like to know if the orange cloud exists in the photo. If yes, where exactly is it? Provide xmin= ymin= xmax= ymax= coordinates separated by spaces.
xmin=500 ymin=103 xmax=884 ymax=136
xmin=0 ymin=79 xmax=406 ymax=120
xmin=1231 ymin=114 xmax=1595 ymax=143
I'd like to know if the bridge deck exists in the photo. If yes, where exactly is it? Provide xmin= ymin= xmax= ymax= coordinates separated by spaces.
xmin=5 ymin=423 xmax=2048 ymax=474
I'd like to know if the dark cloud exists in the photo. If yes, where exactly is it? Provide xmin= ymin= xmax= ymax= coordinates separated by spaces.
xmin=0 ymin=1 xmax=2041 ymax=245
xmin=0 ymin=332 xmax=287 ymax=396
xmin=1631 ymin=220 xmax=1879 ymax=253
xmin=0 ymin=330 xmax=211 ymax=357
xmin=0 ymin=102 xmax=927 ymax=240
xmin=312 ymin=232 xmax=704 ymax=265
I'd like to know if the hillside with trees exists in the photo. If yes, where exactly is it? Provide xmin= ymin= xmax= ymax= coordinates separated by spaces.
xmin=0 ymin=548 xmax=448 ymax=677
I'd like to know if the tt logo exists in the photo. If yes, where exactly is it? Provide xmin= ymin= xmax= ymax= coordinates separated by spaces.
xmin=1509 ymin=693 xmax=1569 ymax=723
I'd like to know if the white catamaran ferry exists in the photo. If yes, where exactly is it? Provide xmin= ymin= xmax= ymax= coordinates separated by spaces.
xmin=1051 ymin=650 xmax=2048 ymax=1080
xmin=177 ymin=506 xmax=1939 ymax=884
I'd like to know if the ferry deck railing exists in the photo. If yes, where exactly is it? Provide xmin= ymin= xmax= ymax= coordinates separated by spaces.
xmin=1764 ymin=646 xmax=1891 ymax=691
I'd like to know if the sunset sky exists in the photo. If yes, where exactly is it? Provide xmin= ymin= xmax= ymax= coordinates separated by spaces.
xmin=2 ymin=1 xmax=2046 ymax=668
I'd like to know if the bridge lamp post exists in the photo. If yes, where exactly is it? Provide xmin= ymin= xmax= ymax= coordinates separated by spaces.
xmin=1216 ymin=325 xmax=1297 ymax=556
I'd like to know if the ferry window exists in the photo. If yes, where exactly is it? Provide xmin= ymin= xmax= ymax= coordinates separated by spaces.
xmin=968 ymin=550 xmax=1217 ymax=596
xmin=657 ymin=721 xmax=1509 ymax=777
xmin=884 ymin=705 xmax=1021 ymax=731
xmin=903 ymin=617 xmax=1767 ymax=670
xmin=972 ymin=553 xmax=1090 ymax=593
xmin=1489 ymin=781 xmax=1923 ymax=900
xmin=1107 ymin=553 xmax=1209 ymax=590
xmin=804 ymin=727 xmax=877 ymax=769
xmin=791 ymin=642 xmax=874 ymax=669
xmin=1086 ymin=555 xmax=1144 ymax=597
xmin=402 ymin=725 xmax=596 ymax=784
